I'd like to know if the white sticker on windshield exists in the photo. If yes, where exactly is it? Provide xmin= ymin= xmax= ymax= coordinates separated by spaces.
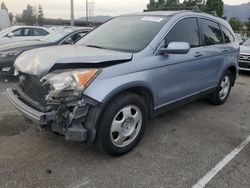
xmin=141 ymin=16 xmax=164 ymax=22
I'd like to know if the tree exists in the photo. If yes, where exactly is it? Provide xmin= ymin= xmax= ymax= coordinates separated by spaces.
xmin=147 ymin=0 xmax=180 ymax=10
xmin=206 ymin=0 xmax=224 ymax=18
xmin=245 ymin=17 xmax=250 ymax=31
xmin=37 ymin=5 xmax=45 ymax=26
xmin=1 ymin=1 xmax=8 ymax=11
xmin=165 ymin=0 xmax=180 ymax=6
xmin=229 ymin=17 xmax=242 ymax=31
xmin=9 ymin=12 xmax=13 ymax=22
xmin=147 ymin=0 xmax=157 ymax=9
xmin=22 ymin=5 xmax=36 ymax=25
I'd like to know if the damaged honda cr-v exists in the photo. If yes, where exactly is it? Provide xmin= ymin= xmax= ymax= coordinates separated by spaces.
xmin=7 ymin=10 xmax=239 ymax=156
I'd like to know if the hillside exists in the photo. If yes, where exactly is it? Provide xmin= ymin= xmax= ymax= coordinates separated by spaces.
xmin=224 ymin=2 xmax=250 ymax=21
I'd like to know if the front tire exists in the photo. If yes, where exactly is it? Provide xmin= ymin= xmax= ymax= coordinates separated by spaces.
xmin=97 ymin=92 xmax=147 ymax=156
xmin=209 ymin=70 xmax=233 ymax=105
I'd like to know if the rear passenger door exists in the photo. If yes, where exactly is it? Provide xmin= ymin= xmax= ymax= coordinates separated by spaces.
xmin=198 ymin=18 xmax=225 ymax=85
xmin=220 ymin=25 xmax=237 ymax=68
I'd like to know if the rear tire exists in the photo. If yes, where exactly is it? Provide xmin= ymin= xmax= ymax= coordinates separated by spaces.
xmin=97 ymin=92 xmax=147 ymax=156
xmin=209 ymin=70 xmax=233 ymax=105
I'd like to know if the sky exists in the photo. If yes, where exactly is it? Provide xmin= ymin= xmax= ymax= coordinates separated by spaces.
xmin=3 ymin=0 xmax=250 ymax=19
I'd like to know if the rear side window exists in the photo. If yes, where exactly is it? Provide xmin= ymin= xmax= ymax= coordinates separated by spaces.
xmin=200 ymin=19 xmax=223 ymax=46
xmin=165 ymin=18 xmax=200 ymax=48
xmin=34 ymin=28 xmax=49 ymax=36
xmin=24 ymin=28 xmax=34 ymax=36
xmin=221 ymin=26 xmax=234 ymax=43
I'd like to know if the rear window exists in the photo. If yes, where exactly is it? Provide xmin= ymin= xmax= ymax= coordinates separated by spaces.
xmin=200 ymin=19 xmax=223 ymax=46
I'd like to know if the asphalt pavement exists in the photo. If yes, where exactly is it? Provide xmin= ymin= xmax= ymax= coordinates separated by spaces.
xmin=0 ymin=73 xmax=250 ymax=188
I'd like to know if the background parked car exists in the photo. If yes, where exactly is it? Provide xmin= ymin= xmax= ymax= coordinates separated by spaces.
xmin=239 ymin=38 xmax=250 ymax=71
xmin=0 ymin=26 xmax=51 ymax=45
xmin=0 ymin=27 xmax=92 ymax=75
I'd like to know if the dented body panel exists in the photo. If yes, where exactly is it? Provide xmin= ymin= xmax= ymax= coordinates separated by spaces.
xmin=14 ymin=45 xmax=133 ymax=78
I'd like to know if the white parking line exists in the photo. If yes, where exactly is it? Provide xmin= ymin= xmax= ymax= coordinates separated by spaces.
xmin=192 ymin=135 xmax=250 ymax=188
xmin=70 ymin=177 xmax=91 ymax=188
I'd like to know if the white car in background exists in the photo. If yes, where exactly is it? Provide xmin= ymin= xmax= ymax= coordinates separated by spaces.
xmin=0 ymin=26 xmax=51 ymax=45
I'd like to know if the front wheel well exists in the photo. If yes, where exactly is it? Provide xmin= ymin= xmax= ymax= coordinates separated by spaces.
xmin=98 ymin=87 xmax=155 ymax=124
xmin=92 ymin=87 xmax=154 ymax=144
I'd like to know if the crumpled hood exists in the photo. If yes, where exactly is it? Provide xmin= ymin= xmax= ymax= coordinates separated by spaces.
xmin=14 ymin=45 xmax=133 ymax=78
xmin=240 ymin=45 xmax=250 ymax=54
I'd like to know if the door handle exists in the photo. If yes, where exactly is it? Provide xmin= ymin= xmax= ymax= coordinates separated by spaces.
xmin=194 ymin=52 xmax=203 ymax=57
xmin=222 ymin=48 xmax=228 ymax=52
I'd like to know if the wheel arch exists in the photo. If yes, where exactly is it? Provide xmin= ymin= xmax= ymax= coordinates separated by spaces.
xmin=225 ymin=65 xmax=237 ymax=86
xmin=101 ymin=84 xmax=155 ymax=118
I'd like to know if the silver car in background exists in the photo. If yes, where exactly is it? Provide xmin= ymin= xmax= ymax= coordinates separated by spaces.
xmin=239 ymin=38 xmax=250 ymax=71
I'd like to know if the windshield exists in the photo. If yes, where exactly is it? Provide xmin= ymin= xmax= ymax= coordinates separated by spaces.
xmin=77 ymin=16 xmax=169 ymax=53
xmin=40 ymin=29 xmax=73 ymax=43
xmin=242 ymin=38 xmax=250 ymax=46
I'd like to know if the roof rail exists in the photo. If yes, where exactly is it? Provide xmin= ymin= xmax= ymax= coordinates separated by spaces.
xmin=144 ymin=6 xmax=202 ymax=12
xmin=192 ymin=6 xmax=202 ymax=13
xmin=209 ymin=11 xmax=218 ymax=17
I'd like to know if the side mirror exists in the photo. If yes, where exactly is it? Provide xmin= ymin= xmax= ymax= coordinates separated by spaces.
xmin=158 ymin=42 xmax=190 ymax=55
xmin=64 ymin=38 xmax=74 ymax=45
xmin=7 ymin=32 xmax=14 ymax=38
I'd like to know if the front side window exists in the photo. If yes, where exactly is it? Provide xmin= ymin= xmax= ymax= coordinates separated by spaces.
xmin=77 ymin=16 xmax=169 ymax=53
xmin=221 ymin=26 xmax=234 ymax=43
xmin=165 ymin=18 xmax=200 ymax=48
xmin=200 ymin=19 xmax=223 ymax=46
xmin=13 ymin=29 xmax=23 ymax=36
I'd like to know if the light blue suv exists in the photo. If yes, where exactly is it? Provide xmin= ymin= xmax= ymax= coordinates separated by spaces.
xmin=7 ymin=10 xmax=239 ymax=156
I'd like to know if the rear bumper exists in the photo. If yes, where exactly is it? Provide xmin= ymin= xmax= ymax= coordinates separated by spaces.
xmin=6 ymin=88 xmax=56 ymax=125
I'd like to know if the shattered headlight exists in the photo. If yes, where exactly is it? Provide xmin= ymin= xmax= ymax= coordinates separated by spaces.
xmin=0 ymin=50 xmax=21 ymax=58
xmin=41 ymin=69 xmax=99 ymax=100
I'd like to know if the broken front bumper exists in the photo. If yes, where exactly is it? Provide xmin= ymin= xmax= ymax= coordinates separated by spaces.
xmin=6 ymin=88 xmax=100 ymax=143
xmin=7 ymin=88 xmax=56 ymax=125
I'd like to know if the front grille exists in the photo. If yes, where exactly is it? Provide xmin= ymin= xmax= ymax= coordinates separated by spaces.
xmin=18 ymin=74 xmax=48 ymax=107
xmin=239 ymin=61 xmax=250 ymax=69
xmin=239 ymin=54 xmax=250 ymax=62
